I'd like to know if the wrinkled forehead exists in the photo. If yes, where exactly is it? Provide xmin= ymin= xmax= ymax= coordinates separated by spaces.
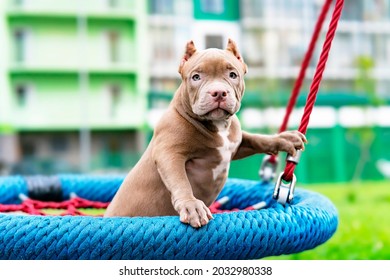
xmin=182 ymin=49 xmax=244 ymax=77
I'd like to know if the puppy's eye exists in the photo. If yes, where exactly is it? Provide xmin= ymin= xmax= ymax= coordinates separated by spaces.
xmin=229 ymin=72 xmax=238 ymax=79
xmin=192 ymin=74 xmax=201 ymax=81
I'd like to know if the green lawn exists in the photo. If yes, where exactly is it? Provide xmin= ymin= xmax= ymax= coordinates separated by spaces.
xmin=266 ymin=180 xmax=390 ymax=260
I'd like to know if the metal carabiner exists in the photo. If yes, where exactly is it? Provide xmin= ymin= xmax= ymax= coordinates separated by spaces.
xmin=286 ymin=149 xmax=303 ymax=164
xmin=259 ymin=155 xmax=278 ymax=182
xmin=273 ymin=172 xmax=297 ymax=205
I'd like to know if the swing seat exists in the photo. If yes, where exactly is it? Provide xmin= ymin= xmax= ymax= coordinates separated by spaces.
xmin=0 ymin=175 xmax=338 ymax=260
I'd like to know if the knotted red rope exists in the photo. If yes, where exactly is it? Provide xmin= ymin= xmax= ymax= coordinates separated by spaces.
xmin=0 ymin=195 xmax=109 ymax=216
xmin=282 ymin=0 xmax=344 ymax=182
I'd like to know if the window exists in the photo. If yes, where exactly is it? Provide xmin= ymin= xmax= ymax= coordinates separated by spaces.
xmin=14 ymin=29 xmax=27 ymax=63
xmin=50 ymin=136 xmax=68 ymax=153
xmin=241 ymin=0 xmax=263 ymax=18
xmin=107 ymin=31 xmax=120 ymax=63
xmin=363 ymin=0 xmax=387 ymax=21
xmin=205 ymin=35 xmax=223 ymax=49
xmin=103 ymin=136 xmax=123 ymax=168
xmin=151 ymin=27 xmax=175 ymax=62
xmin=15 ymin=84 xmax=32 ymax=107
xmin=108 ymin=84 xmax=121 ymax=117
xmin=200 ymin=0 xmax=224 ymax=14
xmin=243 ymin=31 xmax=265 ymax=67
xmin=13 ymin=0 xmax=24 ymax=7
xmin=341 ymin=0 xmax=363 ymax=20
xmin=150 ymin=0 xmax=174 ymax=14
xmin=21 ymin=141 xmax=36 ymax=157
xmin=107 ymin=0 xmax=119 ymax=8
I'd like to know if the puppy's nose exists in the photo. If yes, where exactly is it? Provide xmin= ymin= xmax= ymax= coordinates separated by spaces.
xmin=210 ymin=90 xmax=227 ymax=101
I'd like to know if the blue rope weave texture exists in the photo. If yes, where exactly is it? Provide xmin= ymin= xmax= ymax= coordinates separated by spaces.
xmin=0 ymin=176 xmax=338 ymax=260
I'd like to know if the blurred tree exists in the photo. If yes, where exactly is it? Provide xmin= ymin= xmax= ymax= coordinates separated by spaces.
xmin=350 ymin=55 xmax=384 ymax=181
xmin=354 ymin=55 xmax=382 ymax=106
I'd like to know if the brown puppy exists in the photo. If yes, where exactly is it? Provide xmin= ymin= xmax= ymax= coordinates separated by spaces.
xmin=104 ymin=39 xmax=306 ymax=227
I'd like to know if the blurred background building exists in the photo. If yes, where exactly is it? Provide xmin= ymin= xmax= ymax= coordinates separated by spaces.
xmin=1 ymin=0 xmax=390 ymax=183
xmin=0 ymin=0 xmax=148 ymax=174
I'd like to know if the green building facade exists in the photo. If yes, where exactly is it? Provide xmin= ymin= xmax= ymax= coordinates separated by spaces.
xmin=0 ymin=0 xmax=148 ymax=173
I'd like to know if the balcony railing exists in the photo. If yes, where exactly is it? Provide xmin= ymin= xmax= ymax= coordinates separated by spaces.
xmin=7 ymin=0 xmax=139 ymax=16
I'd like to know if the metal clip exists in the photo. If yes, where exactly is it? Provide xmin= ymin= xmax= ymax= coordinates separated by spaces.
xmin=259 ymin=155 xmax=278 ymax=182
xmin=286 ymin=149 xmax=303 ymax=165
xmin=273 ymin=172 xmax=297 ymax=205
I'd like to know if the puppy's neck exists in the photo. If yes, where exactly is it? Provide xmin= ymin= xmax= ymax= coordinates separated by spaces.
xmin=213 ymin=120 xmax=231 ymax=132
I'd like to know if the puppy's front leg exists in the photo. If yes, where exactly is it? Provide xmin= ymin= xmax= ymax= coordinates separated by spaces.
xmin=234 ymin=131 xmax=307 ymax=160
xmin=155 ymin=153 xmax=213 ymax=228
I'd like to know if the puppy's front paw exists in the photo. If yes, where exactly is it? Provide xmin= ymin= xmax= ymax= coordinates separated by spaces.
xmin=175 ymin=198 xmax=213 ymax=228
xmin=273 ymin=131 xmax=307 ymax=156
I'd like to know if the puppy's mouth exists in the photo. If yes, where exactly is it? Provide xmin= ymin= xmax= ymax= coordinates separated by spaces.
xmin=192 ymin=97 xmax=239 ymax=121
xmin=204 ymin=105 xmax=233 ymax=120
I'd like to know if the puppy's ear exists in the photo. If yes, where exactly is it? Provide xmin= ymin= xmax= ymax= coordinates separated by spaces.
xmin=179 ymin=40 xmax=197 ymax=74
xmin=226 ymin=38 xmax=247 ymax=74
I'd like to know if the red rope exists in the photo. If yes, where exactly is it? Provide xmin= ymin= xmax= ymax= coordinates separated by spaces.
xmin=282 ymin=0 xmax=344 ymax=182
xmin=279 ymin=0 xmax=333 ymax=134
xmin=268 ymin=0 xmax=333 ymax=165
xmin=1 ymin=196 xmax=261 ymax=216
xmin=0 ymin=196 xmax=109 ymax=216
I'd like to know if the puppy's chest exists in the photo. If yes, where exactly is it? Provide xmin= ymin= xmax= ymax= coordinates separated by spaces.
xmin=212 ymin=129 xmax=241 ymax=180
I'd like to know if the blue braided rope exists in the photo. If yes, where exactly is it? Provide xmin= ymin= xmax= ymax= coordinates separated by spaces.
xmin=0 ymin=176 xmax=338 ymax=260
xmin=59 ymin=174 xmax=124 ymax=202
xmin=0 ymin=176 xmax=28 ymax=204
xmin=0 ymin=174 xmax=124 ymax=204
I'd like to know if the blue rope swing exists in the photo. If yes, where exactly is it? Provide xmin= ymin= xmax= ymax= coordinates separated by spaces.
xmin=0 ymin=175 xmax=338 ymax=260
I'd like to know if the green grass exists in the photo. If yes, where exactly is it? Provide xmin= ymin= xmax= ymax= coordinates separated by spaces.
xmin=266 ymin=180 xmax=390 ymax=260
xmin=42 ymin=209 xmax=104 ymax=216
